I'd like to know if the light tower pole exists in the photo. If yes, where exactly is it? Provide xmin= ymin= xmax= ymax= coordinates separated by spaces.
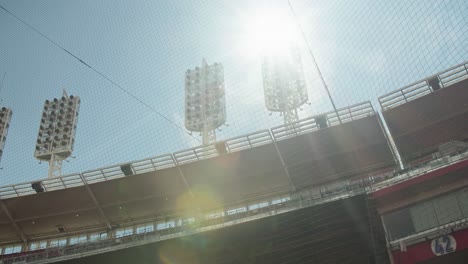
xmin=34 ymin=90 xmax=80 ymax=178
xmin=262 ymin=45 xmax=308 ymax=126
xmin=185 ymin=59 xmax=226 ymax=145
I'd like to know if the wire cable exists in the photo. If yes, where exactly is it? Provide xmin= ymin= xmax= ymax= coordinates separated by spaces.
xmin=0 ymin=4 xmax=201 ymax=143
xmin=0 ymin=72 xmax=6 ymax=101
xmin=287 ymin=0 xmax=342 ymax=125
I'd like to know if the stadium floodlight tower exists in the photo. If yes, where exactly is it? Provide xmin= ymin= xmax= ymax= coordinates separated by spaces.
xmin=261 ymin=45 xmax=308 ymax=125
xmin=185 ymin=59 xmax=226 ymax=145
xmin=34 ymin=91 xmax=80 ymax=178
xmin=0 ymin=107 xmax=12 ymax=163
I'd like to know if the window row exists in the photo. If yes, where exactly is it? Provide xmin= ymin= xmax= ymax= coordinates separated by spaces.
xmin=383 ymin=189 xmax=468 ymax=241
xmin=1 ymin=194 xmax=293 ymax=255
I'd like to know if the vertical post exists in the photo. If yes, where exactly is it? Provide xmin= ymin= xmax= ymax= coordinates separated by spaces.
xmin=48 ymin=153 xmax=63 ymax=179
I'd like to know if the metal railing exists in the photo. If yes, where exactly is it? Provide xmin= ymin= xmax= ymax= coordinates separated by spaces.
xmin=271 ymin=101 xmax=374 ymax=141
xmin=225 ymin=130 xmax=273 ymax=152
xmin=0 ymin=94 xmax=459 ymax=199
xmin=370 ymin=149 xmax=468 ymax=192
xmin=379 ymin=61 xmax=468 ymax=111
xmin=0 ymin=128 xmax=276 ymax=199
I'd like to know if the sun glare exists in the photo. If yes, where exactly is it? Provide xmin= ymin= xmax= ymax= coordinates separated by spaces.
xmin=243 ymin=8 xmax=300 ymax=58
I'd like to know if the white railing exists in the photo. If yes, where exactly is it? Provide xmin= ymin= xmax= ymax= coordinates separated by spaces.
xmin=173 ymin=144 xmax=219 ymax=165
xmin=225 ymin=130 xmax=273 ymax=152
xmin=0 ymin=93 xmax=462 ymax=200
xmin=271 ymin=101 xmax=374 ymax=141
xmin=172 ymin=130 xmax=273 ymax=165
xmin=379 ymin=61 xmax=468 ymax=111
xmin=0 ymin=129 xmax=275 ymax=199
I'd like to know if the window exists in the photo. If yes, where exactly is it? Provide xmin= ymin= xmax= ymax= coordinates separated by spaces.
xmin=249 ymin=204 xmax=259 ymax=210
xmin=383 ymin=189 xmax=468 ymax=241
xmin=99 ymin=232 xmax=108 ymax=240
xmin=90 ymin=232 xmax=107 ymax=241
xmin=410 ymin=201 xmax=438 ymax=232
xmin=29 ymin=241 xmax=47 ymax=250
xmin=3 ymin=245 xmax=22 ymax=254
xmin=116 ymin=227 xmax=133 ymax=238
xmin=458 ymin=190 xmax=468 ymax=217
xmin=207 ymin=211 xmax=224 ymax=219
xmin=156 ymin=222 xmax=167 ymax=230
xmin=184 ymin=217 xmax=195 ymax=224
xmin=166 ymin=221 xmax=175 ymax=229
xmin=433 ymin=194 xmax=463 ymax=225
xmin=156 ymin=220 xmax=175 ymax=230
xmin=249 ymin=201 xmax=268 ymax=211
xmin=272 ymin=196 xmax=290 ymax=205
xmin=136 ymin=224 xmax=154 ymax=234
xmin=271 ymin=199 xmax=281 ymax=205
xmin=226 ymin=207 xmax=246 ymax=215
xmin=69 ymin=235 xmax=87 ymax=245
xmin=49 ymin=238 xmax=67 ymax=248
xmin=383 ymin=208 xmax=415 ymax=241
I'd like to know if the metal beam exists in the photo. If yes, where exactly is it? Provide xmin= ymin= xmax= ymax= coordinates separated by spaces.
xmin=172 ymin=155 xmax=194 ymax=197
xmin=0 ymin=199 xmax=27 ymax=243
xmin=272 ymin=137 xmax=296 ymax=192
xmin=79 ymin=174 xmax=112 ymax=230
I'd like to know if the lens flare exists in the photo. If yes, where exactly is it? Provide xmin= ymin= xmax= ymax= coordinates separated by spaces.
xmin=241 ymin=7 xmax=300 ymax=58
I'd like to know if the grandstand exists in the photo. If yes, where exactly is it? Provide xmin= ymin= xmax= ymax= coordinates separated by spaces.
xmin=380 ymin=63 xmax=468 ymax=166
xmin=0 ymin=61 xmax=466 ymax=263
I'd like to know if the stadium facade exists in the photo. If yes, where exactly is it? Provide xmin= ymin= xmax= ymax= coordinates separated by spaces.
xmin=0 ymin=61 xmax=467 ymax=263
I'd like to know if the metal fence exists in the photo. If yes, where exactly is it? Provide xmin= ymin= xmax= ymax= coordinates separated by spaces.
xmin=0 ymin=100 xmax=372 ymax=199
xmin=271 ymin=101 xmax=374 ymax=141
xmin=379 ymin=61 xmax=468 ymax=111
xmin=370 ymin=150 xmax=468 ymax=192
xmin=0 ymin=128 xmax=274 ymax=199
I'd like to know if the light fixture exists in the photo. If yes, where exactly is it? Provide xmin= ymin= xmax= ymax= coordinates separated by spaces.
xmin=34 ymin=91 xmax=80 ymax=178
xmin=0 ymin=107 xmax=12 ymax=164
xmin=261 ymin=45 xmax=308 ymax=125
xmin=185 ymin=59 xmax=226 ymax=145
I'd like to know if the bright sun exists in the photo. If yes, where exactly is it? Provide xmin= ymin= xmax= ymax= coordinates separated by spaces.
xmin=243 ymin=8 xmax=300 ymax=58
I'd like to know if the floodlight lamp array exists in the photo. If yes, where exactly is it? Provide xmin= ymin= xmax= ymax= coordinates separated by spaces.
xmin=185 ymin=61 xmax=226 ymax=132
xmin=262 ymin=46 xmax=308 ymax=112
xmin=0 ymin=107 xmax=12 ymax=162
xmin=34 ymin=95 xmax=80 ymax=161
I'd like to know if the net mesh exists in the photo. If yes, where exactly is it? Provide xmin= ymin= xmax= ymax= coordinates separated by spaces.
xmin=0 ymin=0 xmax=466 ymax=185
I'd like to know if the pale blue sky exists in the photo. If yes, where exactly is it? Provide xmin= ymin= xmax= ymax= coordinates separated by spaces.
xmin=0 ymin=0 xmax=466 ymax=185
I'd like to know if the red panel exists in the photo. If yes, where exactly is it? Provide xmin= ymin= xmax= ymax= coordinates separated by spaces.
xmin=372 ymin=159 xmax=468 ymax=198
xmin=392 ymin=228 xmax=468 ymax=264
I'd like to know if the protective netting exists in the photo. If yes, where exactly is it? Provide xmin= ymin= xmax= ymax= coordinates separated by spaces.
xmin=0 ymin=0 xmax=466 ymax=185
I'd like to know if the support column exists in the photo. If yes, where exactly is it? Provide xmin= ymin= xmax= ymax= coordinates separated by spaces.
xmin=201 ymin=127 xmax=216 ymax=145
xmin=48 ymin=153 xmax=63 ymax=179
xmin=79 ymin=174 xmax=112 ymax=230
xmin=272 ymin=138 xmax=296 ymax=192
xmin=0 ymin=199 xmax=27 ymax=244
